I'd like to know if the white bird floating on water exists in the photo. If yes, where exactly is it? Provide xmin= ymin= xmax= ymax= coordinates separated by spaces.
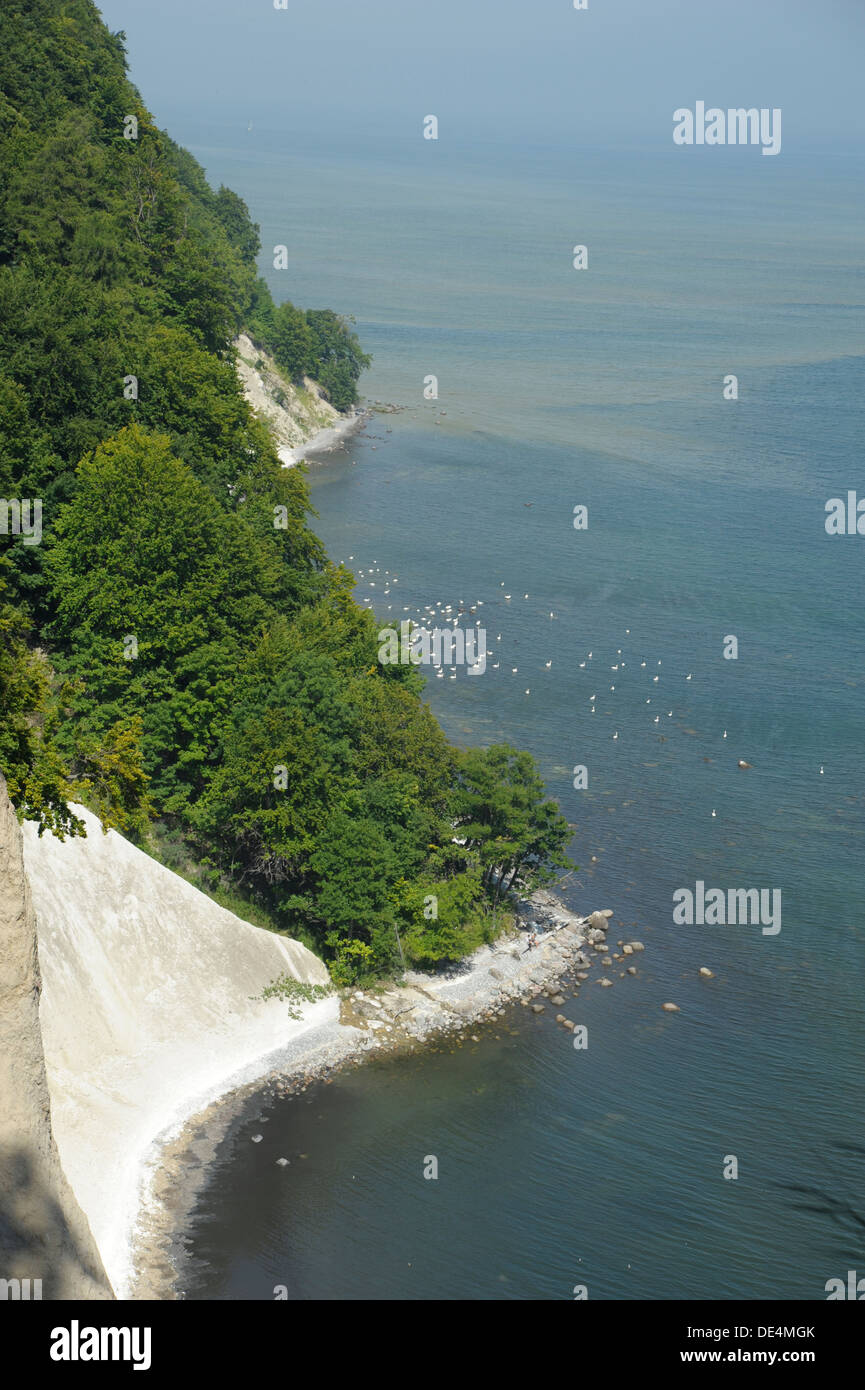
xmin=711 ymin=809 xmax=717 ymax=818
xmin=686 ymin=673 xmax=693 ymax=681
xmin=723 ymin=730 xmax=727 ymax=739
xmin=613 ymin=731 xmax=618 ymax=740
xmin=545 ymin=660 xmax=552 ymax=668
xmin=820 ymin=765 xmax=824 ymax=774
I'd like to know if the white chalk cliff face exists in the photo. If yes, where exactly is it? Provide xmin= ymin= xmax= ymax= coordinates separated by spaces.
xmin=234 ymin=333 xmax=341 ymax=456
xmin=0 ymin=775 xmax=112 ymax=1299
xmin=20 ymin=804 xmax=330 ymax=1298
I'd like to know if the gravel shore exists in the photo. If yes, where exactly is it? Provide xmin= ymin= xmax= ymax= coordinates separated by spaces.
xmin=128 ymin=890 xmax=632 ymax=1298
xmin=277 ymin=409 xmax=368 ymax=466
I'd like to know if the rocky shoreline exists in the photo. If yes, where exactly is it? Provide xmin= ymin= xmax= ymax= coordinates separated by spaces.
xmin=129 ymin=889 xmax=646 ymax=1299
xmin=276 ymin=408 xmax=369 ymax=466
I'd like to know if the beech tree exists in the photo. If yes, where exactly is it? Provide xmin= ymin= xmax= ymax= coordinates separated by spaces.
xmin=0 ymin=559 xmax=81 ymax=835
xmin=453 ymin=744 xmax=573 ymax=901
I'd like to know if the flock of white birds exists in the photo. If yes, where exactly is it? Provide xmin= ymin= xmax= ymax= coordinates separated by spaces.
xmin=338 ymin=557 xmax=802 ymax=807
xmin=344 ymin=559 xmax=707 ymax=712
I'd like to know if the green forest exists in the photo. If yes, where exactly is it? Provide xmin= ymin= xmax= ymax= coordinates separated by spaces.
xmin=0 ymin=0 xmax=571 ymax=983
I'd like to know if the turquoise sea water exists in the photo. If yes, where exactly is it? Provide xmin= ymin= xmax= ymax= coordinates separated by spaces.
xmin=177 ymin=127 xmax=864 ymax=1299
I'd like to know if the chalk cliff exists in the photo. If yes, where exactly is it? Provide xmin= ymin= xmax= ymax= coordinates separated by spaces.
xmin=9 ymin=798 xmax=329 ymax=1298
xmin=0 ymin=774 xmax=113 ymax=1299
xmin=234 ymin=333 xmax=363 ymax=465
xmin=20 ymin=804 xmax=331 ymax=1296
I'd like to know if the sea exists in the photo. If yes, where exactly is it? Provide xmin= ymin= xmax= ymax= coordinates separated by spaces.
xmin=167 ymin=124 xmax=864 ymax=1299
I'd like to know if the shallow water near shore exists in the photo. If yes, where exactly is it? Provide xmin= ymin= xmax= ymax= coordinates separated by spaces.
xmin=179 ymin=969 xmax=860 ymax=1301
xmin=167 ymin=129 xmax=865 ymax=1300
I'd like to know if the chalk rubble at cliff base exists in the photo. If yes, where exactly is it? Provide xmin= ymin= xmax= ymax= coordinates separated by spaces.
xmin=258 ymin=895 xmax=623 ymax=1075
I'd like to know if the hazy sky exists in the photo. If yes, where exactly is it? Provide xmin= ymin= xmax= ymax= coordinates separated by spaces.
xmin=96 ymin=0 xmax=864 ymax=151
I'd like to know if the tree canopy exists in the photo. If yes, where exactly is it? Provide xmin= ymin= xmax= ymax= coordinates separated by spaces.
xmin=0 ymin=0 xmax=573 ymax=980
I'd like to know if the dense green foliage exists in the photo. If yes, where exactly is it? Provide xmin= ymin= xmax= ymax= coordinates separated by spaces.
xmin=246 ymin=295 xmax=371 ymax=412
xmin=0 ymin=556 xmax=81 ymax=837
xmin=0 ymin=0 xmax=572 ymax=980
xmin=256 ymin=976 xmax=332 ymax=1021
